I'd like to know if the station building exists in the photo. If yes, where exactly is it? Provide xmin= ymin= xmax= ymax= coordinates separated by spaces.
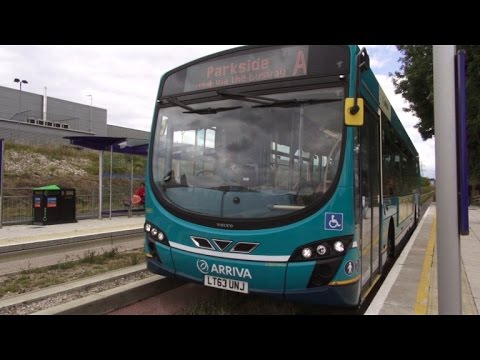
xmin=0 ymin=85 xmax=149 ymax=144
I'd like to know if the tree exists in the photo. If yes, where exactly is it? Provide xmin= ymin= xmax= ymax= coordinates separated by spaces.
xmin=393 ymin=45 xmax=480 ymax=183
xmin=392 ymin=46 xmax=434 ymax=140
xmin=421 ymin=176 xmax=432 ymax=188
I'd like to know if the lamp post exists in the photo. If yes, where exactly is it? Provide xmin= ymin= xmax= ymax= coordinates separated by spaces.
xmin=86 ymin=94 xmax=92 ymax=133
xmin=13 ymin=78 xmax=28 ymax=114
xmin=14 ymin=78 xmax=28 ymax=140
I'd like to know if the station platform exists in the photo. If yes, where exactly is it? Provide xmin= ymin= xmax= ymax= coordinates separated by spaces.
xmin=366 ymin=204 xmax=480 ymax=315
xmin=0 ymin=216 xmax=145 ymax=253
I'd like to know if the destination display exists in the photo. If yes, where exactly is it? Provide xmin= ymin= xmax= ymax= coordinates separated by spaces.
xmin=184 ymin=45 xmax=309 ymax=91
xmin=161 ymin=45 xmax=349 ymax=96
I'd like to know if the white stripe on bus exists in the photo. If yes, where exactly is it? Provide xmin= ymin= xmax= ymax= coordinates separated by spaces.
xmin=169 ymin=241 xmax=290 ymax=262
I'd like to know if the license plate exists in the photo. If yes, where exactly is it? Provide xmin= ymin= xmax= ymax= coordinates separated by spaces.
xmin=204 ymin=275 xmax=249 ymax=294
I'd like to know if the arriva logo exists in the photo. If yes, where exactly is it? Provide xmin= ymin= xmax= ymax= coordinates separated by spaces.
xmin=196 ymin=259 xmax=209 ymax=274
xmin=196 ymin=259 xmax=252 ymax=279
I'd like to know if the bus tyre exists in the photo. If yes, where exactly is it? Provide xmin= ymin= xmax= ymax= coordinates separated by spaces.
xmin=387 ymin=223 xmax=395 ymax=260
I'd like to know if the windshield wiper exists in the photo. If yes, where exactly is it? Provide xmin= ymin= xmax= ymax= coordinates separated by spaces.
xmin=252 ymin=98 xmax=340 ymax=109
xmin=163 ymin=96 xmax=242 ymax=115
xmin=183 ymin=106 xmax=242 ymax=115
xmin=216 ymin=90 xmax=275 ymax=105
xmin=212 ymin=185 xmax=257 ymax=193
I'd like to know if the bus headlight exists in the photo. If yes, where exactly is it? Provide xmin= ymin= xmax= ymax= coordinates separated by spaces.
xmin=301 ymin=248 xmax=313 ymax=259
xmin=316 ymin=244 xmax=329 ymax=256
xmin=333 ymin=241 xmax=345 ymax=253
xmin=144 ymin=221 xmax=170 ymax=246
xmin=290 ymin=236 xmax=353 ymax=262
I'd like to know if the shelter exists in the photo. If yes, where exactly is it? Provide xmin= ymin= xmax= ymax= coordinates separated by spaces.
xmin=64 ymin=136 xmax=148 ymax=219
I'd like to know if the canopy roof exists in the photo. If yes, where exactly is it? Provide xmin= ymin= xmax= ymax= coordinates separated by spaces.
xmin=64 ymin=136 xmax=148 ymax=156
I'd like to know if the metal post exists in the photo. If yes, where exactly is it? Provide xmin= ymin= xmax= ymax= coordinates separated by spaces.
xmin=17 ymin=83 xmax=21 ymax=140
xmin=43 ymin=87 xmax=47 ymax=121
xmin=18 ymin=81 xmax=22 ymax=113
xmin=17 ymin=81 xmax=24 ymax=140
xmin=98 ymin=150 xmax=103 ymax=219
xmin=0 ymin=139 xmax=4 ymax=229
xmin=109 ymin=145 xmax=113 ymax=220
xmin=87 ymin=95 xmax=92 ymax=133
xmin=433 ymin=45 xmax=462 ymax=314
xmin=129 ymin=156 xmax=133 ymax=218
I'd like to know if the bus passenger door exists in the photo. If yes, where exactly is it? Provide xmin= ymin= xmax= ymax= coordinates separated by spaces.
xmin=359 ymin=107 xmax=381 ymax=293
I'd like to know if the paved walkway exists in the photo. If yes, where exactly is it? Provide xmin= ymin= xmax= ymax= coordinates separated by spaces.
xmin=458 ymin=206 xmax=480 ymax=313
xmin=366 ymin=204 xmax=480 ymax=315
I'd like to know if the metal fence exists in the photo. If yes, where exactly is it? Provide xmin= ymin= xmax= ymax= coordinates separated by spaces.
xmin=1 ymin=189 xmax=144 ymax=225
xmin=2 ymin=195 xmax=32 ymax=224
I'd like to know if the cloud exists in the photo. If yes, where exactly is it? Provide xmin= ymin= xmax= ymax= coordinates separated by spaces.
xmin=369 ymin=57 xmax=387 ymax=70
xmin=0 ymin=45 xmax=240 ymax=130
xmin=359 ymin=45 xmax=402 ymax=76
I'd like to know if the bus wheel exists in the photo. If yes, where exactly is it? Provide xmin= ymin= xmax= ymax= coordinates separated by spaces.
xmin=387 ymin=222 xmax=395 ymax=260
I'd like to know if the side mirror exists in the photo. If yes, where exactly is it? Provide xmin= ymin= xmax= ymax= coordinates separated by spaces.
xmin=345 ymin=47 xmax=369 ymax=127
xmin=345 ymin=98 xmax=364 ymax=126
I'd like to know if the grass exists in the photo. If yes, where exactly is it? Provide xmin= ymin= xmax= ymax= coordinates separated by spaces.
xmin=178 ymin=289 xmax=360 ymax=315
xmin=421 ymin=192 xmax=435 ymax=205
xmin=4 ymin=141 xmax=146 ymax=191
xmin=0 ymin=248 xmax=145 ymax=299
xmin=7 ymin=142 xmax=97 ymax=162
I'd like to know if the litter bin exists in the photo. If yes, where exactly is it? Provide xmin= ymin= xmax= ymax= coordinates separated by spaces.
xmin=32 ymin=185 xmax=77 ymax=225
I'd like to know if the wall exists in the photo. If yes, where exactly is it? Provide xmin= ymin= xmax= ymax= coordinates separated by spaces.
xmin=0 ymin=85 xmax=149 ymax=144
xmin=107 ymin=124 xmax=149 ymax=140
xmin=0 ymin=84 xmax=107 ymax=136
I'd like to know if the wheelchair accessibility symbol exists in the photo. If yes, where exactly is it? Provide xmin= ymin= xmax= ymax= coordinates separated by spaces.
xmin=325 ymin=212 xmax=343 ymax=231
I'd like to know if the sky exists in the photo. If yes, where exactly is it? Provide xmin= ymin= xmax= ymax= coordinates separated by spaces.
xmin=0 ymin=45 xmax=435 ymax=178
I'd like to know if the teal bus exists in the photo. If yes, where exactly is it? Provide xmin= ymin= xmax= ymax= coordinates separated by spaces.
xmin=144 ymin=45 xmax=420 ymax=307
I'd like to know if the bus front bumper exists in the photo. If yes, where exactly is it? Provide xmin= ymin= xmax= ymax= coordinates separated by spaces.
xmin=147 ymin=257 xmax=360 ymax=307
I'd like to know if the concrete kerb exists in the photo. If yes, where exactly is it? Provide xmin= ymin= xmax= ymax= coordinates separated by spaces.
xmin=0 ymin=264 xmax=148 ymax=310
xmin=33 ymin=276 xmax=184 ymax=315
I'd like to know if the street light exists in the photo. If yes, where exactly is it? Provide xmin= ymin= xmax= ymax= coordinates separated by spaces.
xmin=86 ymin=94 xmax=92 ymax=133
xmin=14 ymin=78 xmax=28 ymax=113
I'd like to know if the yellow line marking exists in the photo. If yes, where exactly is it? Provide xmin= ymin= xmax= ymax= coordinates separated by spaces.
xmin=414 ymin=213 xmax=436 ymax=314
xmin=329 ymin=275 xmax=361 ymax=286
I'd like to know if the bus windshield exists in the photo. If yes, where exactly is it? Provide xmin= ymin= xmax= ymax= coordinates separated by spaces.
xmin=151 ymin=87 xmax=344 ymax=219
